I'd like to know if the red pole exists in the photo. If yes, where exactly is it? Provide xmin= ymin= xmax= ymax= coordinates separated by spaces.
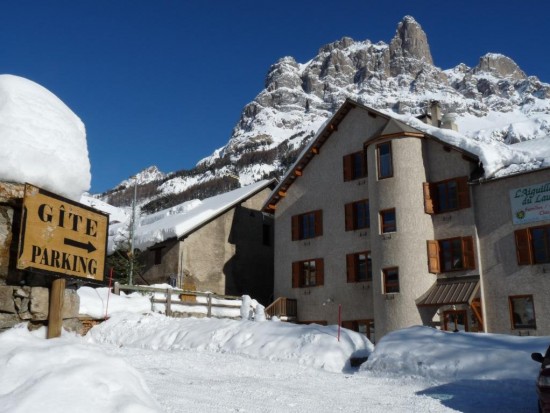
xmin=337 ymin=303 xmax=342 ymax=342
xmin=104 ymin=268 xmax=114 ymax=321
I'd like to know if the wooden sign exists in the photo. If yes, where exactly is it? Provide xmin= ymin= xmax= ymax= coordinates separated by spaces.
xmin=17 ymin=183 xmax=109 ymax=282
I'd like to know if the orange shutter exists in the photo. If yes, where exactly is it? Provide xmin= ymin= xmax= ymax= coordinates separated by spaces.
xmin=423 ymin=182 xmax=435 ymax=214
xmin=462 ymin=236 xmax=475 ymax=269
xmin=515 ymin=228 xmax=533 ymax=265
xmin=314 ymin=210 xmax=323 ymax=236
xmin=291 ymin=215 xmax=300 ymax=241
xmin=316 ymin=259 xmax=324 ymax=286
xmin=346 ymin=253 xmax=356 ymax=283
xmin=345 ymin=203 xmax=354 ymax=231
xmin=292 ymin=262 xmax=300 ymax=288
xmin=427 ymin=240 xmax=440 ymax=273
xmin=343 ymin=154 xmax=352 ymax=181
xmin=457 ymin=176 xmax=471 ymax=209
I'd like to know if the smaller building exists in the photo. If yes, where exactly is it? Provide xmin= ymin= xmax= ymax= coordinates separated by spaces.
xmin=115 ymin=180 xmax=276 ymax=305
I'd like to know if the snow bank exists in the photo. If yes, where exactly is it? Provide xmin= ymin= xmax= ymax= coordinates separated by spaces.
xmin=0 ymin=324 xmax=159 ymax=413
xmin=78 ymin=286 xmax=152 ymax=319
xmin=364 ymin=325 xmax=548 ymax=381
xmin=87 ymin=312 xmax=373 ymax=373
xmin=0 ymin=75 xmax=90 ymax=200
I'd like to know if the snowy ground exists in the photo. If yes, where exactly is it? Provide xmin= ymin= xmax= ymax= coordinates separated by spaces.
xmin=0 ymin=288 xmax=547 ymax=412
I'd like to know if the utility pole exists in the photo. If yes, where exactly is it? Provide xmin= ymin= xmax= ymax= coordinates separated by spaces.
xmin=129 ymin=179 xmax=137 ymax=285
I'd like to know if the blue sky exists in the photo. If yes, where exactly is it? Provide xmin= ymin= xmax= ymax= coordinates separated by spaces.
xmin=1 ymin=1 xmax=548 ymax=194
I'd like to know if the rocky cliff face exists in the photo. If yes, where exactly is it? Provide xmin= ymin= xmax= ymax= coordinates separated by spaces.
xmin=100 ymin=16 xmax=550 ymax=211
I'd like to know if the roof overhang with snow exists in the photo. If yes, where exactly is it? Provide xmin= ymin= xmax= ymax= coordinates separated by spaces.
xmin=262 ymin=99 xmax=479 ymax=213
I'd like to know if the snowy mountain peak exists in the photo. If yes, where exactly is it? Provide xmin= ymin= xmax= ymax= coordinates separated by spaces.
xmin=473 ymin=53 xmax=527 ymax=80
xmin=117 ymin=165 xmax=165 ymax=189
xmin=390 ymin=15 xmax=433 ymax=66
xmin=99 ymin=16 xmax=550 ymax=213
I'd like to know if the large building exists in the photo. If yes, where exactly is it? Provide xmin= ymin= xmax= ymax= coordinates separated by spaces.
xmin=263 ymin=99 xmax=550 ymax=342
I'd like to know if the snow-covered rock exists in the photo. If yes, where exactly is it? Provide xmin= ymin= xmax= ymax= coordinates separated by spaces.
xmin=0 ymin=75 xmax=89 ymax=200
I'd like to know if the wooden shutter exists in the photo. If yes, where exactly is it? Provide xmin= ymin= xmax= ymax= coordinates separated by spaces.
xmin=291 ymin=215 xmax=300 ymax=241
xmin=457 ymin=176 xmax=471 ymax=209
xmin=314 ymin=210 xmax=323 ymax=237
xmin=346 ymin=253 xmax=356 ymax=283
xmin=423 ymin=182 xmax=435 ymax=214
xmin=461 ymin=236 xmax=475 ymax=269
xmin=315 ymin=259 xmax=324 ymax=286
xmin=292 ymin=262 xmax=300 ymax=288
xmin=427 ymin=240 xmax=440 ymax=273
xmin=343 ymin=154 xmax=352 ymax=181
xmin=515 ymin=228 xmax=533 ymax=265
xmin=344 ymin=203 xmax=354 ymax=231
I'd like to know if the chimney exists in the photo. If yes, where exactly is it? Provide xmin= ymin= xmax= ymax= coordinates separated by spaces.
xmin=441 ymin=113 xmax=459 ymax=132
xmin=430 ymin=100 xmax=441 ymax=127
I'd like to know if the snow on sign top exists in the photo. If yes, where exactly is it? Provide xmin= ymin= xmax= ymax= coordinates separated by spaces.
xmin=0 ymin=75 xmax=90 ymax=200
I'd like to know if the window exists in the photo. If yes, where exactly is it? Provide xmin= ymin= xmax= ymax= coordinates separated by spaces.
xmin=426 ymin=236 xmax=475 ymax=273
xmin=152 ymin=247 xmax=163 ymax=265
xmin=341 ymin=319 xmax=375 ymax=342
xmin=443 ymin=310 xmax=469 ymax=332
xmin=343 ymin=150 xmax=367 ymax=181
xmin=509 ymin=295 xmax=536 ymax=329
xmin=377 ymin=142 xmax=393 ymax=179
xmin=292 ymin=258 xmax=324 ymax=288
xmin=262 ymin=223 xmax=271 ymax=246
xmin=383 ymin=267 xmax=399 ymax=293
xmin=291 ymin=210 xmax=323 ymax=241
xmin=345 ymin=200 xmax=370 ymax=231
xmin=380 ymin=209 xmax=396 ymax=233
xmin=346 ymin=251 xmax=372 ymax=282
xmin=423 ymin=176 xmax=470 ymax=214
xmin=515 ymin=225 xmax=550 ymax=265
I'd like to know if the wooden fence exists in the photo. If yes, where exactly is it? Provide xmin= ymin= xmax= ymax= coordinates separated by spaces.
xmin=113 ymin=282 xmax=242 ymax=318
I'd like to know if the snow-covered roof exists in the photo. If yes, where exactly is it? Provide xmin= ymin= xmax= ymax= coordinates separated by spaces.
xmin=109 ymin=179 xmax=275 ymax=253
xmin=263 ymin=99 xmax=550 ymax=212
xmin=0 ymin=75 xmax=90 ymax=200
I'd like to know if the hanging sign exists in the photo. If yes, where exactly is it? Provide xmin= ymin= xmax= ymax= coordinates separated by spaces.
xmin=17 ymin=183 xmax=109 ymax=281
xmin=510 ymin=182 xmax=550 ymax=225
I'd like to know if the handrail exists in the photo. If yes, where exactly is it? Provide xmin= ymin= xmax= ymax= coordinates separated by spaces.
xmin=265 ymin=297 xmax=297 ymax=319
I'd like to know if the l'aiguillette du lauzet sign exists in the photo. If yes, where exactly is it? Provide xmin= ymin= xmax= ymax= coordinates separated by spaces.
xmin=510 ymin=182 xmax=550 ymax=225
xmin=17 ymin=183 xmax=109 ymax=281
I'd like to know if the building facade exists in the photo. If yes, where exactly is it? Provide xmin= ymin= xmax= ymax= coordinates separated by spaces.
xmin=137 ymin=181 xmax=275 ymax=306
xmin=264 ymin=99 xmax=550 ymax=341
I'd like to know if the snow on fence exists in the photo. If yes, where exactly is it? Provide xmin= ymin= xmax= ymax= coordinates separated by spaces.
xmin=113 ymin=282 xmax=248 ymax=319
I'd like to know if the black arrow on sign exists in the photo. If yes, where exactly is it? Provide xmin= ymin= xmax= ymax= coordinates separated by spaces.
xmin=64 ymin=238 xmax=97 ymax=253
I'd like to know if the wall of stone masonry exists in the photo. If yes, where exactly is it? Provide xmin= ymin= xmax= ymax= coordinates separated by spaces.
xmin=0 ymin=181 xmax=81 ymax=332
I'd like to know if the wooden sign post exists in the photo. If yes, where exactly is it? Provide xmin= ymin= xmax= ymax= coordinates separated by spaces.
xmin=47 ymin=278 xmax=66 ymax=339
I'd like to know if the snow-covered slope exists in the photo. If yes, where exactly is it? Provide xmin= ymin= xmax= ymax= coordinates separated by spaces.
xmin=99 ymin=15 xmax=550 ymax=210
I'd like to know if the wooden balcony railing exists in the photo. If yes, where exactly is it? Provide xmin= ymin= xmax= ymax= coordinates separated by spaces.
xmin=265 ymin=297 xmax=297 ymax=321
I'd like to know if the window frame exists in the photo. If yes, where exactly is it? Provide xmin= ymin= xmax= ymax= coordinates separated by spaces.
xmin=383 ymin=267 xmax=399 ymax=294
xmin=509 ymin=295 xmax=536 ymax=330
xmin=377 ymin=141 xmax=393 ymax=179
xmin=423 ymin=176 xmax=470 ymax=214
xmin=291 ymin=210 xmax=323 ymax=241
xmin=515 ymin=225 xmax=550 ymax=265
xmin=343 ymin=150 xmax=368 ymax=181
xmin=292 ymin=258 xmax=324 ymax=288
xmin=426 ymin=236 xmax=475 ymax=273
xmin=345 ymin=199 xmax=370 ymax=231
xmin=346 ymin=251 xmax=372 ymax=282
xmin=380 ymin=208 xmax=396 ymax=234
